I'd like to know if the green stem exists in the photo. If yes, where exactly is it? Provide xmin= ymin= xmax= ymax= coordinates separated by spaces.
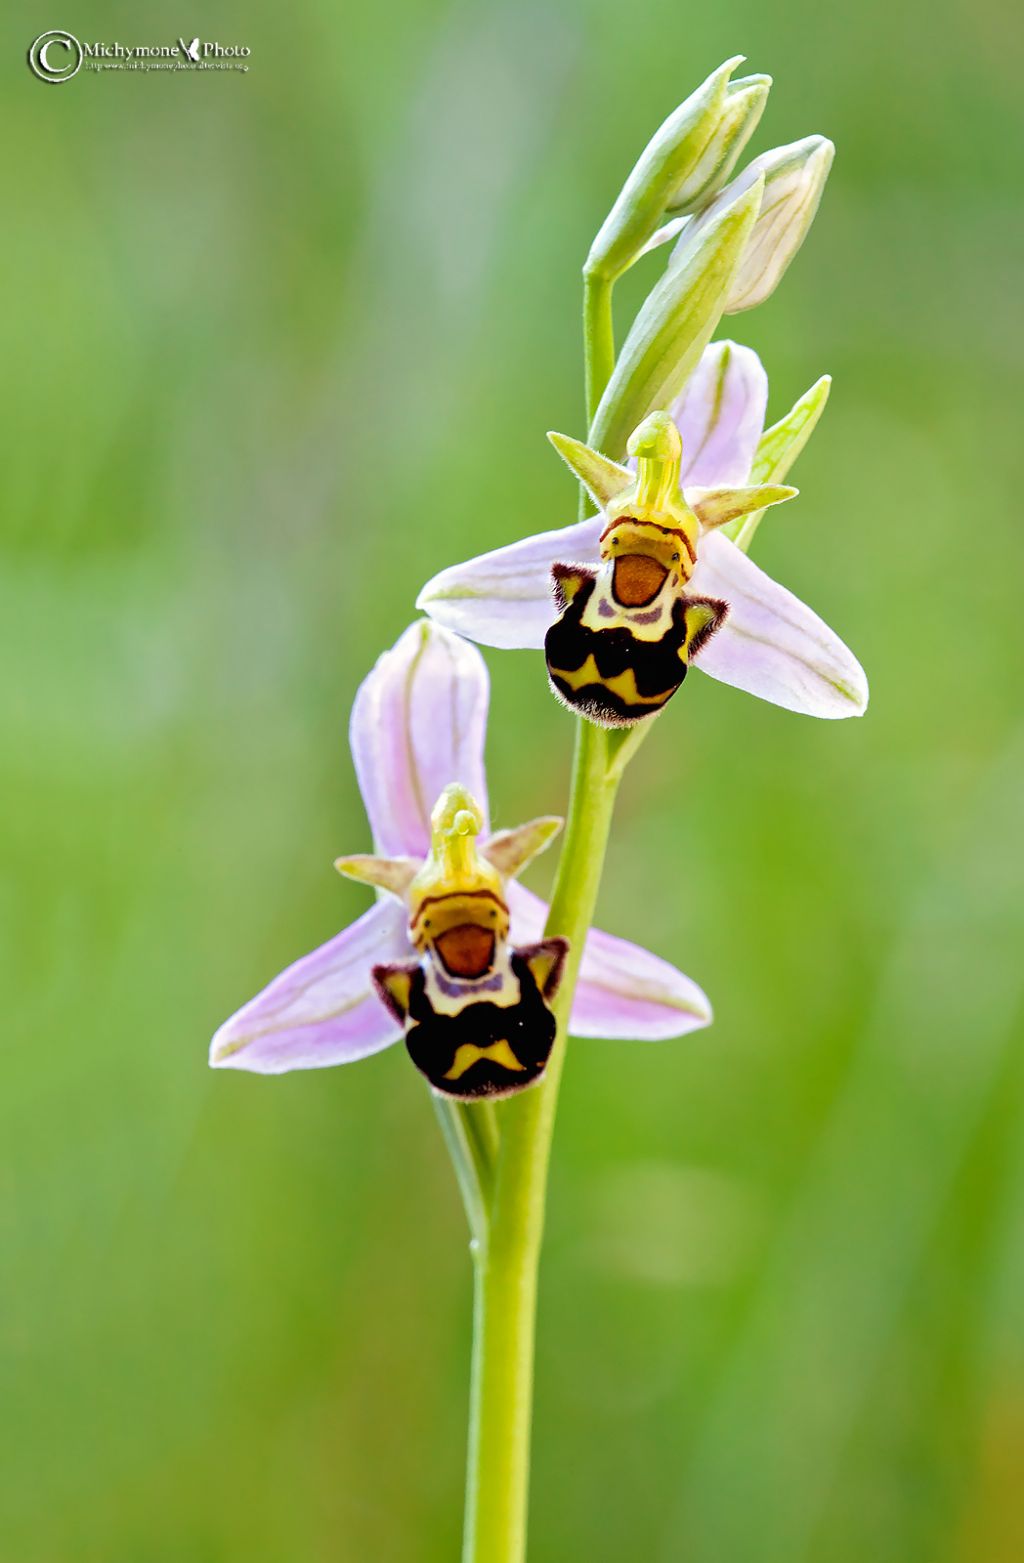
xmin=583 ymin=270 xmax=615 ymax=432
xmin=461 ymin=720 xmax=620 ymax=1563
xmin=458 ymin=248 xmax=624 ymax=1563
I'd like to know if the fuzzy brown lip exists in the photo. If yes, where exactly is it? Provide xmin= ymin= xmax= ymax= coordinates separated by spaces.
xmin=434 ymin=924 xmax=496 ymax=979
xmin=612 ymin=554 xmax=668 ymax=608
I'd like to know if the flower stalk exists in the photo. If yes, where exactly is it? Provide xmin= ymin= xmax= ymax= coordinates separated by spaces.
xmin=582 ymin=270 xmax=615 ymax=431
xmin=462 ymin=720 xmax=620 ymax=1563
xmin=451 ymin=58 xmax=852 ymax=1557
xmin=458 ymin=189 xmax=635 ymax=1557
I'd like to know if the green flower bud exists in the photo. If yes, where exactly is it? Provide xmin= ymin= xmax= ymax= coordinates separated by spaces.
xmin=586 ymin=56 xmax=751 ymax=284
xmin=664 ymin=72 xmax=771 ymax=216
xmin=675 ymin=136 xmax=834 ymax=314
xmin=589 ymin=175 xmax=763 ymax=459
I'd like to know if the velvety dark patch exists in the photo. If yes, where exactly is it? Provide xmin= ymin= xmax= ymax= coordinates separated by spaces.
xmin=404 ymin=954 xmax=557 ymax=1099
xmin=547 ymin=671 xmax=675 ymax=726
xmin=544 ymin=576 xmax=729 ymax=727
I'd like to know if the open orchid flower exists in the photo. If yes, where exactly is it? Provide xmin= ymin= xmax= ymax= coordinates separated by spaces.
xmin=545 ymin=409 xmax=792 ymax=727
xmin=210 ymin=620 xmax=712 ymax=1076
xmin=362 ymin=782 xmax=569 ymax=1099
xmin=417 ymin=340 xmax=868 ymax=720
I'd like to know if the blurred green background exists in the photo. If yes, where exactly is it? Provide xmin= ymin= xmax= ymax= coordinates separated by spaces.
xmin=4 ymin=0 xmax=1023 ymax=1558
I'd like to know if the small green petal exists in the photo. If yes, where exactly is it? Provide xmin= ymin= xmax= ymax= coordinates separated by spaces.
xmin=546 ymin=431 xmax=632 ymax=510
xmin=334 ymin=854 xmax=419 ymax=898
xmin=689 ymin=482 xmax=797 ymax=531
xmin=482 ymin=816 xmax=563 ymax=879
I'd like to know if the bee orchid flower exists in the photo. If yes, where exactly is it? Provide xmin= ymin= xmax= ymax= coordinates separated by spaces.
xmin=210 ymin=620 xmax=712 ymax=1076
xmin=417 ymin=340 xmax=868 ymax=721
xmin=359 ymin=781 xmax=570 ymax=1099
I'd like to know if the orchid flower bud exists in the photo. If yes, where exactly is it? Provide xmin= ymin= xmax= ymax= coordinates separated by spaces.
xmin=586 ymin=56 xmax=755 ymax=284
xmin=673 ymin=135 xmax=834 ymax=313
xmin=664 ymin=71 xmax=771 ymax=215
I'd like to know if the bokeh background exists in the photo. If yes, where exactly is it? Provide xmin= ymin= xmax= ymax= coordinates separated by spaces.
xmin=4 ymin=0 xmax=1023 ymax=1558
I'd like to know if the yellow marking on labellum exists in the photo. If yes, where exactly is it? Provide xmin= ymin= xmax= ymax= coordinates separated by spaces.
xmin=443 ymin=1039 xmax=526 ymax=1082
xmin=376 ymin=966 xmax=414 ymax=1020
xmin=551 ymin=564 xmax=592 ymax=607
xmin=579 ymin=581 xmax=670 ymax=641
xmin=524 ymin=943 xmax=565 ymax=997
xmin=550 ymin=655 xmax=673 ymax=707
xmin=680 ymin=598 xmax=727 ymax=659
xmin=600 ymin=515 xmax=698 ymax=589
xmin=410 ymin=888 xmax=507 ymax=946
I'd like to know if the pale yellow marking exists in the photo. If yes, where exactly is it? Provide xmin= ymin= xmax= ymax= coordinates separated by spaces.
xmin=444 ymin=1039 xmax=526 ymax=1081
xmin=423 ymin=958 xmax=521 ymax=1018
xmin=379 ymin=968 xmax=413 ymax=1018
xmin=555 ymin=568 xmax=591 ymax=605
xmin=580 ymin=576 xmax=672 ymax=642
xmin=677 ymin=601 xmax=722 ymax=663
xmin=526 ymin=949 xmax=559 ymax=993
xmin=550 ymin=654 xmax=671 ymax=708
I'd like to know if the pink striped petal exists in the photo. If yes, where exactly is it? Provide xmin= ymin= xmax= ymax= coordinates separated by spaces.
xmin=572 ymin=924 xmax=713 ymax=1040
xmin=507 ymin=883 xmax=712 ymax=1040
xmin=417 ymin=518 xmax=602 ymax=651
xmin=210 ymin=900 xmax=408 ymax=1074
xmin=350 ymin=620 xmax=491 ymax=856
xmin=690 ymin=530 xmax=868 ymax=717
xmin=673 ymin=339 xmax=768 ymax=486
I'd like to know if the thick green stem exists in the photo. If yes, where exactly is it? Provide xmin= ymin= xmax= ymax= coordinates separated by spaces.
xmin=461 ymin=721 xmax=620 ymax=1563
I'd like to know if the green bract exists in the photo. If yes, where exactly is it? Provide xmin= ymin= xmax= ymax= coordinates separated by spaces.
xmin=723 ymin=373 xmax=831 ymax=550
xmin=589 ymin=175 xmax=763 ymax=459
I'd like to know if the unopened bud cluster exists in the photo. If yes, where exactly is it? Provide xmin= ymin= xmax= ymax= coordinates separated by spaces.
xmin=582 ymin=55 xmax=835 ymax=459
xmin=585 ymin=56 xmax=832 ymax=316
